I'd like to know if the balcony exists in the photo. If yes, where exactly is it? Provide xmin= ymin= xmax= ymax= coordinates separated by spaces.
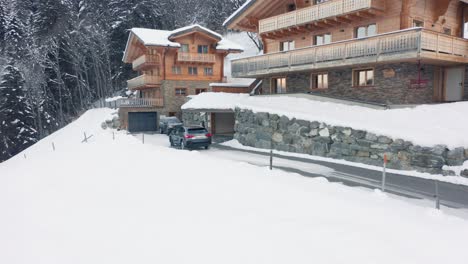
xmin=177 ymin=52 xmax=216 ymax=64
xmin=127 ymin=75 xmax=161 ymax=90
xmin=259 ymin=0 xmax=385 ymax=35
xmin=231 ymin=28 xmax=468 ymax=78
xmin=132 ymin=55 xmax=161 ymax=71
xmin=118 ymin=98 xmax=164 ymax=108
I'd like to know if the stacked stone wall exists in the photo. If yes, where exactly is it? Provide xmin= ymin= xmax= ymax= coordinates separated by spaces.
xmin=234 ymin=108 xmax=468 ymax=176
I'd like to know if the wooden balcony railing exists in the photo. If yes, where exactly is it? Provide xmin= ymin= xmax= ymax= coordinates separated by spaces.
xmin=231 ymin=28 xmax=468 ymax=78
xmin=127 ymin=75 xmax=161 ymax=90
xmin=177 ymin=52 xmax=216 ymax=64
xmin=118 ymin=98 xmax=164 ymax=108
xmin=132 ymin=55 xmax=161 ymax=70
xmin=259 ymin=0 xmax=384 ymax=34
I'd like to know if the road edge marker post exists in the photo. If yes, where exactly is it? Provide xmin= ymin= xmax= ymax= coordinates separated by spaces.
xmin=435 ymin=180 xmax=440 ymax=210
xmin=382 ymin=154 xmax=388 ymax=192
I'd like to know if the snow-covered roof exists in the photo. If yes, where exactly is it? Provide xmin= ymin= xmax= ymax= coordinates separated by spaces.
xmin=182 ymin=93 xmax=250 ymax=111
xmin=183 ymin=93 xmax=468 ymax=149
xmin=130 ymin=28 xmax=180 ymax=48
xmin=223 ymin=0 xmax=256 ymax=28
xmin=128 ymin=24 xmax=244 ymax=51
xmin=209 ymin=82 xmax=253 ymax=88
xmin=170 ymin=24 xmax=222 ymax=41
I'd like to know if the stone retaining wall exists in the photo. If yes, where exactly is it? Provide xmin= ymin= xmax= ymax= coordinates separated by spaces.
xmin=234 ymin=108 xmax=468 ymax=176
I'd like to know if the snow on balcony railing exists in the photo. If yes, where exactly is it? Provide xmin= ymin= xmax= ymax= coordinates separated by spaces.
xmin=259 ymin=0 xmax=383 ymax=34
xmin=177 ymin=52 xmax=216 ymax=63
xmin=118 ymin=98 xmax=164 ymax=108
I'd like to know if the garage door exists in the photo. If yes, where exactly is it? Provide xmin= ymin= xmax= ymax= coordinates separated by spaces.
xmin=214 ymin=113 xmax=235 ymax=135
xmin=128 ymin=112 xmax=158 ymax=133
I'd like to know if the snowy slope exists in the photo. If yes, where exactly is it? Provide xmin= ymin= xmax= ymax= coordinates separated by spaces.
xmin=1 ymin=109 xmax=468 ymax=264
xmin=183 ymin=93 xmax=468 ymax=149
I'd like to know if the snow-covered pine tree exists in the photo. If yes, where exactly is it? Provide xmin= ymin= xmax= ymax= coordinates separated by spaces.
xmin=4 ymin=12 xmax=26 ymax=60
xmin=0 ymin=0 xmax=7 ymax=45
xmin=0 ymin=62 xmax=38 ymax=161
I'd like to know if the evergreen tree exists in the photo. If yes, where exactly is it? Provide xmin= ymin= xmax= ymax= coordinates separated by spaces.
xmin=4 ymin=13 xmax=25 ymax=59
xmin=0 ymin=0 xmax=7 ymax=45
xmin=0 ymin=62 xmax=38 ymax=161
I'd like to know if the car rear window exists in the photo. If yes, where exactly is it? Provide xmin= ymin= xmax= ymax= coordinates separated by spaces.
xmin=188 ymin=128 xmax=207 ymax=134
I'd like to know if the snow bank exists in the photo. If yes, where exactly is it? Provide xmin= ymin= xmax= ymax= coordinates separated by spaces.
xmin=182 ymin=92 xmax=468 ymax=148
xmin=1 ymin=108 xmax=468 ymax=264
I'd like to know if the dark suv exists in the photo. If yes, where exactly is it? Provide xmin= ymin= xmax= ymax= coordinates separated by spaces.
xmin=169 ymin=126 xmax=212 ymax=150
xmin=159 ymin=116 xmax=182 ymax=135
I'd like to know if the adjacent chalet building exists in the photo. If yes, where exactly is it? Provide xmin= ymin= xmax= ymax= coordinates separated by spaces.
xmin=224 ymin=0 xmax=468 ymax=104
xmin=120 ymin=25 xmax=244 ymax=131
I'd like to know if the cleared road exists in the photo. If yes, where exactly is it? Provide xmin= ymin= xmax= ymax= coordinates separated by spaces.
xmin=211 ymin=144 xmax=468 ymax=210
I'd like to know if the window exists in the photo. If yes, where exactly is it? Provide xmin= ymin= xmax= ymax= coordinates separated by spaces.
xmin=175 ymin=88 xmax=187 ymax=96
xmin=287 ymin=4 xmax=296 ymax=11
xmin=195 ymin=88 xmax=207 ymax=95
xmin=181 ymin=44 xmax=189 ymax=52
xmin=443 ymin=27 xmax=452 ymax=35
xmin=204 ymin=67 xmax=213 ymax=76
xmin=172 ymin=66 xmax=182 ymax=75
xmin=353 ymin=69 xmax=374 ymax=87
xmin=272 ymin=78 xmax=287 ymax=94
xmin=311 ymin=73 xmax=329 ymax=89
xmin=314 ymin=33 xmax=331 ymax=45
xmin=188 ymin=67 xmax=198 ymax=75
xmin=198 ymin=45 xmax=209 ymax=54
xmin=280 ymin=41 xmax=295 ymax=51
xmin=314 ymin=0 xmax=329 ymax=4
xmin=355 ymin=24 xmax=376 ymax=38
xmin=413 ymin=20 xmax=424 ymax=28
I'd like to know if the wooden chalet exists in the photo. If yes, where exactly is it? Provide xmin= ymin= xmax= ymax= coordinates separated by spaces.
xmin=119 ymin=25 xmax=244 ymax=132
xmin=224 ymin=0 xmax=468 ymax=104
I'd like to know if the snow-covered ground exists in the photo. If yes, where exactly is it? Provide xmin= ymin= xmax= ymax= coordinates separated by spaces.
xmin=183 ymin=93 xmax=468 ymax=149
xmin=1 ymin=109 xmax=468 ymax=264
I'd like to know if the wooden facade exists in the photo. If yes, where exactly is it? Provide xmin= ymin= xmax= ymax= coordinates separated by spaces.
xmin=121 ymin=26 xmax=242 ymax=109
xmin=225 ymin=0 xmax=468 ymax=103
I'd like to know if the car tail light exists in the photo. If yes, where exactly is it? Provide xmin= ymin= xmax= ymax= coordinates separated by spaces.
xmin=206 ymin=133 xmax=212 ymax=137
xmin=184 ymin=134 xmax=194 ymax=139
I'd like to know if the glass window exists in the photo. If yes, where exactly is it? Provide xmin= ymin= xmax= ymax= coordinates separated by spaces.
xmin=195 ymin=89 xmax=207 ymax=95
xmin=314 ymin=33 xmax=331 ymax=45
xmin=181 ymin=44 xmax=189 ymax=52
xmin=280 ymin=41 xmax=295 ymax=51
xmin=443 ymin=27 xmax=452 ymax=35
xmin=272 ymin=78 xmax=287 ymax=94
xmin=188 ymin=67 xmax=198 ymax=75
xmin=355 ymin=24 xmax=376 ymax=38
xmin=172 ymin=66 xmax=182 ymax=75
xmin=175 ymin=88 xmax=187 ymax=96
xmin=198 ymin=45 xmax=209 ymax=54
xmin=413 ymin=20 xmax=424 ymax=28
xmin=204 ymin=67 xmax=213 ymax=76
xmin=311 ymin=73 xmax=329 ymax=89
xmin=314 ymin=0 xmax=329 ymax=4
xmin=354 ymin=69 xmax=374 ymax=87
